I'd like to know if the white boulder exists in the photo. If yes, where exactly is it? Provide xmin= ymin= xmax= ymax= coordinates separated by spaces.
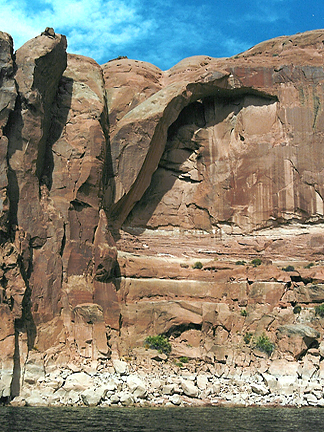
xmin=126 ymin=375 xmax=147 ymax=398
xmin=181 ymin=379 xmax=199 ymax=398
xmin=63 ymin=372 xmax=94 ymax=392
xmin=112 ymin=359 xmax=128 ymax=375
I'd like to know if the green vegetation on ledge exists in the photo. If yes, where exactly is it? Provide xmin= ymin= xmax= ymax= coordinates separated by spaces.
xmin=144 ymin=335 xmax=171 ymax=355
xmin=315 ymin=303 xmax=324 ymax=318
xmin=293 ymin=305 xmax=302 ymax=314
xmin=244 ymin=332 xmax=253 ymax=344
xmin=282 ymin=265 xmax=295 ymax=272
xmin=255 ymin=333 xmax=275 ymax=355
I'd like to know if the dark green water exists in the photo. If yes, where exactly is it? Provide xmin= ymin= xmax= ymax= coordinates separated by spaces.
xmin=0 ymin=406 xmax=323 ymax=432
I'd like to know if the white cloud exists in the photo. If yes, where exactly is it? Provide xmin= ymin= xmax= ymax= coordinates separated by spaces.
xmin=0 ymin=0 xmax=156 ymax=62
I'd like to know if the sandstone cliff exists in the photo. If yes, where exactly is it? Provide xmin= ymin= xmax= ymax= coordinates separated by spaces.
xmin=1 ymin=28 xmax=324 ymax=402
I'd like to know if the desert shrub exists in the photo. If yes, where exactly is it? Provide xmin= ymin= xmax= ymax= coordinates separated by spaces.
xmin=305 ymin=262 xmax=314 ymax=269
xmin=282 ymin=265 xmax=295 ymax=272
xmin=251 ymin=258 xmax=262 ymax=267
xmin=179 ymin=356 xmax=189 ymax=363
xmin=293 ymin=305 xmax=302 ymax=314
xmin=192 ymin=261 xmax=203 ymax=270
xmin=315 ymin=303 xmax=324 ymax=318
xmin=144 ymin=335 xmax=171 ymax=354
xmin=244 ymin=332 xmax=253 ymax=344
xmin=255 ymin=333 xmax=274 ymax=355
xmin=235 ymin=260 xmax=246 ymax=266
xmin=175 ymin=361 xmax=183 ymax=367
xmin=240 ymin=309 xmax=248 ymax=317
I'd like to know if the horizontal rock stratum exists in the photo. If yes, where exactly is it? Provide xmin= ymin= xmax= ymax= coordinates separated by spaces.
xmin=1 ymin=28 xmax=324 ymax=404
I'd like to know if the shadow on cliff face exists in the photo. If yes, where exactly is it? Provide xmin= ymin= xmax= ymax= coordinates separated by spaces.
xmin=165 ymin=322 xmax=202 ymax=338
xmin=9 ymin=240 xmax=37 ymax=399
xmin=4 ymin=96 xmax=23 ymax=229
xmin=10 ymin=283 xmax=37 ymax=399
xmin=9 ymin=327 xmax=21 ymax=399
xmin=41 ymin=76 xmax=73 ymax=190
xmin=101 ymin=95 xmax=116 ymax=224
xmin=120 ymin=100 xmax=206 ymax=235
xmin=122 ymin=90 xmax=277 ymax=234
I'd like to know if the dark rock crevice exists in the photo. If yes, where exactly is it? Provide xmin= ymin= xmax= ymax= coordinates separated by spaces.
xmin=166 ymin=323 xmax=202 ymax=338
xmin=41 ymin=75 xmax=73 ymax=192
xmin=10 ymin=281 xmax=36 ymax=399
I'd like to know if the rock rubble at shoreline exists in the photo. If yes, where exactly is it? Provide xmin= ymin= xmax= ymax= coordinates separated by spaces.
xmin=8 ymin=355 xmax=324 ymax=408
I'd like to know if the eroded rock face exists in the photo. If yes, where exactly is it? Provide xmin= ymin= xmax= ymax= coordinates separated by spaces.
xmin=7 ymin=31 xmax=67 ymax=244
xmin=118 ymin=36 xmax=324 ymax=233
xmin=2 ymin=28 xmax=324 ymax=401
xmin=30 ymin=52 xmax=117 ymax=361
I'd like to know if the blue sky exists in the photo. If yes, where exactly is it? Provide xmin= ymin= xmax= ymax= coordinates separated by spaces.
xmin=1 ymin=0 xmax=324 ymax=70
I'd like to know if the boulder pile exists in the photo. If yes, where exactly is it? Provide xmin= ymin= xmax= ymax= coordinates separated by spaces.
xmin=9 ymin=355 xmax=324 ymax=407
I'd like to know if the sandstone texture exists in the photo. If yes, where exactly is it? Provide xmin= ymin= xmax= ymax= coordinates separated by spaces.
xmin=1 ymin=28 xmax=324 ymax=406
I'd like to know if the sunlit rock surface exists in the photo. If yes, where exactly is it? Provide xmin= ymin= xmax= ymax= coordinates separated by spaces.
xmin=1 ymin=28 xmax=324 ymax=402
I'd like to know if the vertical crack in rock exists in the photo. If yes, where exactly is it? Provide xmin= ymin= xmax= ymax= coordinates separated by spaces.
xmin=41 ymin=75 xmax=74 ymax=192
xmin=10 ymin=280 xmax=36 ymax=399
xmin=99 ymin=76 xmax=115 ymax=211
xmin=59 ymin=222 xmax=66 ymax=257
xmin=9 ymin=326 xmax=21 ymax=399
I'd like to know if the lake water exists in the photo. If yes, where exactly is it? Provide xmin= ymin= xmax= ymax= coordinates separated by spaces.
xmin=0 ymin=406 xmax=323 ymax=432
